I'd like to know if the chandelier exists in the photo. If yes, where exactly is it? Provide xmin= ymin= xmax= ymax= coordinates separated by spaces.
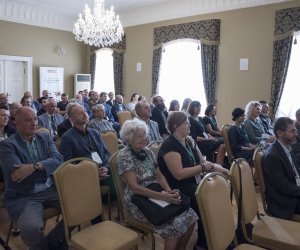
xmin=73 ymin=0 xmax=124 ymax=47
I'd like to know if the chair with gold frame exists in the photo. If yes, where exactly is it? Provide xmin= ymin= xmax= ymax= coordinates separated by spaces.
xmin=117 ymin=111 xmax=132 ymax=127
xmin=100 ymin=132 xmax=119 ymax=156
xmin=53 ymin=157 xmax=138 ymax=250
xmin=147 ymin=140 xmax=163 ymax=160
xmin=110 ymin=151 xmax=156 ymax=250
xmin=221 ymin=124 xmax=235 ymax=164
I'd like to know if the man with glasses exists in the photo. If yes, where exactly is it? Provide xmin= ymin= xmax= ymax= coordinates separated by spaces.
xmin=262 ymin=117 xmax=300 ymax=219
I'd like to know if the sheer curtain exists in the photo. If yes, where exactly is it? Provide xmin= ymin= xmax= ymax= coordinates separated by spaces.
xmin=152 ymin=19 xmax=220 ymax=103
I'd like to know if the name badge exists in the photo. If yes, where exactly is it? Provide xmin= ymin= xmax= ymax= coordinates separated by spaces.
xmin=296 ymin=177 xmax=300 ymax=187
xmin=91 ymin=152 xmax=102 ymax=164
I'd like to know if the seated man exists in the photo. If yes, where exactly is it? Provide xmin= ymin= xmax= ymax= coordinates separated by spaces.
xmin=111 ymin=95 xmax=127 ymax=122
xmin=57 ymin=93 xmax=68 ymax=116
xmin=37 ymin=97 xmax=48 ymax=116
xmin=262 ymin=117 xmax=300 ymax=220
xmin=135 ymin=101 xmax=163 ymax=144
xmin=0 ymin=107 xmax=64 ymax=249
xmin=259 ymin=100 xmax=274 ymax=135
xmin=292 ymin=108 xmax=300 ymax=163
xmin=38 ymin=98 xmax=64 ymax=139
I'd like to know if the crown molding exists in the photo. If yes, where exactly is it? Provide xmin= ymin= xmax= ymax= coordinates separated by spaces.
xmin=0 ymin=0 xmax=292 ymax=31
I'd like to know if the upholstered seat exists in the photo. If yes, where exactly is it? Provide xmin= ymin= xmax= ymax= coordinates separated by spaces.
xmin=117 ymin=111 xmax=132 ymax=127
xmin=221 ymin=124 xmax=235 ymax=164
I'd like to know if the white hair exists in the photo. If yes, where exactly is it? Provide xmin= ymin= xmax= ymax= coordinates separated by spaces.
xmin=119 ymin=118 xmax=149 ymax=144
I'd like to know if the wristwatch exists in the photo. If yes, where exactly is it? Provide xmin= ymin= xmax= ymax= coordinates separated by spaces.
xmin=33 ymin=162 xmax=42 ymax=171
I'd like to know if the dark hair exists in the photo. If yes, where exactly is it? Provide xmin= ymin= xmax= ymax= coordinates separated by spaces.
xmin=38 ymin=96 xmax=48 ymax=104
xmin=205 ymin=104 xmax=216 ymax=116
xmin=259 ymin=100 xmax=267 ymax=105
xmin=61 ymin=93 xmax=67 ymax=97
xmin=188 ymin=101 xmax=201 ymax=116
xmin=169 ymin=100 xmax=179 ymax=111
xmin=130 ymin=93 xmax=138 ymax=102
xmin=273 ymin=117 xmax=294 ymax=138
xmin=232 ymin=108 xmax=245 ymax=121
xmin=100 ymin=92 xmax=107 ymax=97
xmin=167 ymin=111 xmax=188 ymax=134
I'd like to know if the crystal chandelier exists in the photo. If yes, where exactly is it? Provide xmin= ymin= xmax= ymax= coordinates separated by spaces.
xmin=73 ymin=0 xmax=124 ymax=47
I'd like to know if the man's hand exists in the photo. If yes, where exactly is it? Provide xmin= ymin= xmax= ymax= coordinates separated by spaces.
xmin=98 ymin=166 xmax=109 ymax=180
xmin=11 ymin=164 xmax=35 ymax=183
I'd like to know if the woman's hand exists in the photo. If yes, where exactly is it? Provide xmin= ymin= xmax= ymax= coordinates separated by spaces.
xmin=161 ymin=190 xmax=181 ymax=204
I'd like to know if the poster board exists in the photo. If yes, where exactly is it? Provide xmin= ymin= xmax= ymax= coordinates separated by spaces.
xmin=39 ymin=67 xmax=64 ymax=101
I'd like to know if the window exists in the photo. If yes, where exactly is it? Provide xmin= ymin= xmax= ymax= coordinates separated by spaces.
xmin=94 ymin=48 xmax=114 ymax=93
xmin=276 ymin=33 xmax=300 ymax=119
xmin=158 ymin=40 xmax=207 ymax=112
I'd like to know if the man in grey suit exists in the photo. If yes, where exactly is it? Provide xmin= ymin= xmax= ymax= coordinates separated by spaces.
xmin=263 ymin=117 xmax=300 ymax=219
xmin=0 ymin=106 xmax=64 ymax=249
xmin=38 ymin=98 xmax=64 ymax=139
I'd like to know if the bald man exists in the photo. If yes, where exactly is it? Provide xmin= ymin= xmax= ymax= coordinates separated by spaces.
xmin=0 ymin=107 xmax=64 ymax=249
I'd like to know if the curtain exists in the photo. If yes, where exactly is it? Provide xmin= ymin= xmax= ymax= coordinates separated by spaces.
xmin=90 ymin=53 xmax=96 ymax=90
xmin=113 ymin=51 xmax=124 ymax=95
xmin=270 ymin=7 xmax=300 ymax=116
xmin=152 ymin=19 xmax=220 ymax=98
xmin=201 ymin=44 xmax=218 ymax=104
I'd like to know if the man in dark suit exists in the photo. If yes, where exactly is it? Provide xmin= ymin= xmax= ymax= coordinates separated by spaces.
xmin=0 ymin=107 xmax=64 ymax=249
xmin=111 ymin=95 xmax=127 ymax=122
xmin=150 ymin=95 xmax=169 ymax=139
xmin=262 ymin=117 xmax=300 ymax=219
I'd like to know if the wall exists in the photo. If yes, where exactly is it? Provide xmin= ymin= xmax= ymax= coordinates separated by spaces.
xmin=123 ymin=0 xmax=300 ymax=125
xmin=0 ymin=20 xmax=89 ymax=99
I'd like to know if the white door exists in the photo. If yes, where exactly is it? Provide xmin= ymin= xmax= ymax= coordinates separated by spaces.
xmin=0 ymin=55 xmax=32 ymax=103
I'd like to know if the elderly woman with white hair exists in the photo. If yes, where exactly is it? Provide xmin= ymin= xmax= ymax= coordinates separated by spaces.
xmin=243 ymin=101 xmax=276 ymax=145
xmin=118 ymin=118 xmax=198 ymax=250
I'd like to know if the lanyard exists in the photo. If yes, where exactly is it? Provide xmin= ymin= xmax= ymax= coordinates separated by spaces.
xmin=173 ymin=135 xmax=196 ymax=165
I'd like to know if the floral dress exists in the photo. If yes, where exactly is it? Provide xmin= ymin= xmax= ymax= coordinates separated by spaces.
xmin=118 ymin=145 xmax=198 ymax=240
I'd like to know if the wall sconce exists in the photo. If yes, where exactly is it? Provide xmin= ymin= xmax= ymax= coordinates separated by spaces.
xmin=55 ymin=46 xmax=66 ymax=56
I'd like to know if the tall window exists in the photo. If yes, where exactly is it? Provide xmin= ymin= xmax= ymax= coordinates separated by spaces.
xmin=94 ymin=48 xmax=114 ymax=93
xmin=158 ymin=40 xmax=207 ymax=112
xmin=276 ymin=33 xmax=300 ymax=119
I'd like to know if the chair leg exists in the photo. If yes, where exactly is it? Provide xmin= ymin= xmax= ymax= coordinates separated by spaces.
xmin=5 ymin=222 xmax=13 ymax=247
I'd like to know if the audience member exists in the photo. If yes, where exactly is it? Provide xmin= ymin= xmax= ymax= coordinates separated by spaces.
xmin=138 ymin=95 xmax=147 ymax=102
xmin=228 ymin=108 xmax=256 ymax=164
xmin=181 ymin=98 xmax=192 ymax=114
xmin=135 ymin=101 xmax=162 ymax=144
xmin=188 ymin=101 xmax=225 ymax=165
xmin=57 ymin=101 xmax=77 ymax=138
xmin=244 ymin=101 xmax=275 ymax=145
xmin=157 ymin=111 xmax=229 ymax=249
xmin=111 ymin=95 xmax=127 ymax=122
xmin=0 ymin=107 xmax=64 ymax=249
xmin=38 ymin=99 xmax=64 ymax=139
xmin=292 ymin=108 xmax=300 ymax=162
xmin=168 ymin=100 xmax=180 ymax=112
xmin=259 ymin=100 xmax=274 ymax=135
xmin=106 ymin=92 xmax=115 ymax=106
xmin=57 ymin=93 xmax=68 ymax=116
xmin=41 ymin=90 xmax=49 ymax=98
xmin=0 ymin=93 xmax=9 ymax=109
xmin=20 ymin=96 xmax=33 ymax=107
xmin=99 ymin=92 xmax=120 ymax=131
xmin=88 ymin=91 xmax=100 ymax=109
xmin=263 ymin=117 xmax=300 ymax=219
xmin=7 ymin=102 xmax=22 ymax=135
xmin=150 ymin=95 xmax=169 ymax=139
xmin=0 ymin=106 xmax=10 ymax=141
xmin=126 ymin=93 xmax=139 ymax=112
xmin=75 ymin=93 xmax=92 ymax=117
xmin=202 ymin=104 xmax=223 ymax=138
xmin=118 ymin=118 xmax=197 ymax=250
xmin=37 ymin=97 xmax=48 ymax=116
xmin=23 ymin=91 xmax=40 ymax=111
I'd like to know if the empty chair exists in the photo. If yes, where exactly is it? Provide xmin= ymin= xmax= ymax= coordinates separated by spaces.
xmin=230 ymin=158 xmax=300 ymax=249
xmin=221 ymin=124 xmax=235 ymax=164
xmin=195 ymin=172 xmax=264 ymax=250
xmin=253 ymin=147 xmax=300 ymax=222
xmin=100 ymin=132 xmax=119 ymax=156
xmin=117 ymin=111 xmax=132 ymax=127
xmin=109 ymin=151 xmax=156 ymax=250
xmin=53 ymin=157 xmax=138 ymax=250
xmin=147 ymin=140 xmax=163 ymax=160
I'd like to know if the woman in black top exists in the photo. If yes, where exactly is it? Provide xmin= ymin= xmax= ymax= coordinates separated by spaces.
xmin=202 ymin=104 xmax=223 ymax=139
xmin=157 ymin=111 xmax=228 ymax=249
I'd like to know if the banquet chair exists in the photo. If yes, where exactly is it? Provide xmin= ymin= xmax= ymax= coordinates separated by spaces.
xmin=53 ymin=157 xmax=138 ymax=250
xmin=230 ymin=158 xmax=300 ymax=249
xmin=147 ymin=140 xmax=163 ymax=160
xmin=110 ymin=151 xmax=156 ymax=250
xmin=117 ymin=111 xmax=132 ymax=127
xmin=195 ymin=172 xmax=264 ymax=250
xmin=221 ymin=124 xmax=235 ymax=164
xmin=253 ymin=147 xmax=300 ymax=222
xmin=100 ymin=132 xmax=119 ymax=155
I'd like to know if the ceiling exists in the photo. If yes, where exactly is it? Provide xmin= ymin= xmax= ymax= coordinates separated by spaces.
xmin=0 ymin=0 xmax=291 ymax=31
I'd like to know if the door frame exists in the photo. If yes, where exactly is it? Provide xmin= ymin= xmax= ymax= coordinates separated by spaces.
xmin=0 ymin=55 xmax=33 ymax=94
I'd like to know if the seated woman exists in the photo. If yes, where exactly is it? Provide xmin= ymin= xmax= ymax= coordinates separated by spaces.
xmin=157 ymin=111 xmax=229 ymax=249
xmin=168 ymin=100 xmax=180 ymax=112
xmin=181 ymin=98 xmax=192 ymax=114
xmin=188 ymin=101 xmax=226 ymax=165
xmin=118 ymin=118 xmax=198 ymax=250
xmin=243 ymin=101 xmax=275 ymax=146
xmin=228 ymin=108 xmax=256 ymax=164
xmin=202 ymin=104 xmax=223 ymax=139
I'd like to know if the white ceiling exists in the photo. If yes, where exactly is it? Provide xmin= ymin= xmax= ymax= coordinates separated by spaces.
xmin=0 ymin=0 xmax=292 ymax=31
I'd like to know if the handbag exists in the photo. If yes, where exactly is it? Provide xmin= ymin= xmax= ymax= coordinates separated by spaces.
xmin=131 ymin=183 xmax=190 ymax=226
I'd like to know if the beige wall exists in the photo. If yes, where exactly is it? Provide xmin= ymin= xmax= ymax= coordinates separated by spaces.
xmin=123 ymin=0 xmax=300 ymax=125
xmin=0 ymin=20 xmax=89 ymax=99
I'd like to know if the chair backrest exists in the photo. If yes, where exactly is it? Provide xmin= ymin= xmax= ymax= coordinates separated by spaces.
xmin=230 ymin=158 xmax=258 ymax=224
xmin=253 ymin=147 xmax=268 ymax=214
xmin=100 ymin=132 xmax=119 ymax=155
xmin=147 ymin=140 xmax=163 ymax=160
xmin=36 ymin=127 xmax=51 ymax=134
xmin=117 ymin=111 xmax=132 ymax=127
xmin=221 ymin=124 xmax=234 ymax=163
xmin=53 ymin=158 xmax=102 ymax=229
xmin=109 ymin=151 xmax=125 ymax=220
xmin=195 ymin=172 xmax=235 ymax=250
